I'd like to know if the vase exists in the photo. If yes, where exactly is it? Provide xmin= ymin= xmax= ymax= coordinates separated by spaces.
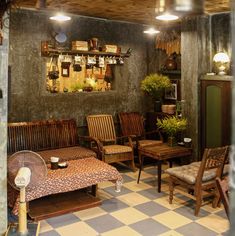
xmin=154 ymin=100 xmax=162 ymax=112
xmin=167 ymin=136 xmax=177 ymax=147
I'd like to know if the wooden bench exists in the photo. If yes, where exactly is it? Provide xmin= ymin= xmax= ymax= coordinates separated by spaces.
xmin=7 ymin=119 xmax=122 ymax=220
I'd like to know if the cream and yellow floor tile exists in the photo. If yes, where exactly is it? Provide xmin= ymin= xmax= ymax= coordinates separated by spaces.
xmin=159 ymin=183 xmax=170 ymax=192
xmin=56 ymin=222 xmax=97 ymax=236
xmin=98 ymin=181 xmax=115 ymax=189
xmin=117 ymin=192 xmax=150 ymax=206
xmin=125 ymin=171 xmax=153 ymax=180
xmin=153 ymin=195 xmax=186 ymax=210
xmin=196 ymin=214 xmax=229 ymax=233
xmin=101 ymin=226 xmax=141 ymax=236
xmin=158 ymin=230 xmax=184 ymax=236
xmin=153 ymin=211 xmax=192 ymax=229
xmin=111 ymin=207 xmax=148 ymax=225
xmin=201 ymin=202 xmax=224 ymax=214
xmin=73 ymin=207 xmax=107 ymax=220
xmin=39 ymin=220 xmax=53 ymax=233
xmin=124 ymin=181 xmax=152 ymax=192
xmin=97 ymin=189 xmax=113 ymax=200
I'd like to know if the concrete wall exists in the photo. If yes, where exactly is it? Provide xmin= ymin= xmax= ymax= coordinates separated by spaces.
xmin=8 ymin=9 xmax=151 ymax=129
xmin=0 ymin=14 xmax=9 ymax=236
xmin=181 ymin=13 xmax=231 ymax=161
xmin=230 ymin=2 xmax=235 ymax=234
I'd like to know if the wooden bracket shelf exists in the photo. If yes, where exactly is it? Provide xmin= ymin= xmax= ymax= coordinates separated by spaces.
xmin=159 ymin=70 xmax=181 ymax=75
xmin=42 ymin=48 xmax=131 ymax=58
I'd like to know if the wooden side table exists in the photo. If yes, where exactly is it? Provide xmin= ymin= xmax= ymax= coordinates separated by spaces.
xmin=137 ymin=143 xmax=192 ymax=192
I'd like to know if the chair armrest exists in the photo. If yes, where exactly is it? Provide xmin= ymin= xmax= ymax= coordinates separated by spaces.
xmin=116 ymin=135 xmax=134 ymax=148
xmin=144 ymin=129 xmax=163 ymax=142
xmin=79 ymin=135 xmax=103 ymax=158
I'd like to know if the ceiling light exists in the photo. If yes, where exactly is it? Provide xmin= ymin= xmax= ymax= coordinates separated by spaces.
xmin=143 ymin=27 xmax=160 ymax=34
xmin=156 ymin=14 xmax=179 ymax=21
xmin=50 ymin=13 xmax=71 ymax=22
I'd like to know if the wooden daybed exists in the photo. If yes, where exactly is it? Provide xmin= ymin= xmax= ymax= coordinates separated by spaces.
xmin=7 ymin=119 xmax=122 ymax=220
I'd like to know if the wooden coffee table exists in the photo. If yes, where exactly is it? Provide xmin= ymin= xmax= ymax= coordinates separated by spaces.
xmin=137 ymin=143 xmax=192 ymax=192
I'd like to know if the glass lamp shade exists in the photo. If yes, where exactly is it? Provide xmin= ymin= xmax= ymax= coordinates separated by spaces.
xmin=156 ymin=14 xmax=179 ymax=21
xmin=50 ymin=13 xmax=71 ymax=22
xmin=143 ymin=27 xmax=160 ymax=34
xmin=213 ymin=52 xmax=230 ymax=75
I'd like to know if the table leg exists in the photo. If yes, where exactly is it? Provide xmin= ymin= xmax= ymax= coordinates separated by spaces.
xmin=137 ymin=153 xmax=144 ymax=184
xmin=157 ymin=160 xmax=162 ymax=192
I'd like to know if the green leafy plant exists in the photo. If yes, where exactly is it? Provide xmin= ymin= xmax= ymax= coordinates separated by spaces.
xmin=157 ymin=116 xmax=187 ymax=137
xmin=70 ymin=82 xmax=84 ymax=92
xmin=141 ymin=73 xmax=171 ymax=100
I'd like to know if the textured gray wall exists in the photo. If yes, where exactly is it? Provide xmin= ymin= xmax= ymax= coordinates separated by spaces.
xmin=181 ymin=13 xmax=231 ymax=161
xmin=8 ymin=9 xmax=151 ymax=128
xmin=230 ymin=1 xmax=235 ymax=234
xmin=0 ymin=14 xmax=9 ymax=236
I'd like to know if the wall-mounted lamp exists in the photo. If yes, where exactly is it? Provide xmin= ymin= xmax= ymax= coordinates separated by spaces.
xmin=143 ymin=27 xmax=160 ymax=35
xmin=213 ymin=52 xmax=230 ymax=75
xmin=50 ymin=13 xmax=71 ymax=22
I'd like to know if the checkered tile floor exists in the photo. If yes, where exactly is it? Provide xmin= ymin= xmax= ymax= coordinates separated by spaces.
xmin=39 ymin=164 xmax=229 ymax=236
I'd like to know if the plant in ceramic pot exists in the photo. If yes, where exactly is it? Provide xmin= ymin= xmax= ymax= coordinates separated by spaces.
xmin=141 ymin=73 xmax=171 ymax=111
xmin=157 ymin=116 xmax=187 ymax=146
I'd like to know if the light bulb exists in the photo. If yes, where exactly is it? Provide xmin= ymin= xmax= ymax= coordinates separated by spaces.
xmin=156 ymin=14 xmax=179 ymax=21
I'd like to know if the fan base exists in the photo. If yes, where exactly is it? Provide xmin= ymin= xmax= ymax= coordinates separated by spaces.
xmin=5 ymin=222 xmax=40 ymax=236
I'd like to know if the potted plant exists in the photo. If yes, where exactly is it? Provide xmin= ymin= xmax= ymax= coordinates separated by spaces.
xmin=140 ymin=73 xmax=171 ymax=111
xmin=157 ymin=116 xmax=187 ymax=146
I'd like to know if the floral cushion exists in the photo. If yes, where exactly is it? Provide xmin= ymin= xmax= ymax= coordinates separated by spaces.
xmin=37 ymin=146 xmax=96 ymax=163
xmin=165 ymin=161 xmax=217 ymax=184
xmin=103 ymin=145 xmax=132 ymax=155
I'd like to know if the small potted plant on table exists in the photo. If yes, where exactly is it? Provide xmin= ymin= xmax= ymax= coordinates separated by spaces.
xmin=157 ymin=116 xmax=187 ymax=146
xmin=141 ymin=73 xmax=171 ymax=112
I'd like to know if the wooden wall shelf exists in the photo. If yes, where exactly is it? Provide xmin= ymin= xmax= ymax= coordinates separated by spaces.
xmin=42 ymin=48 xmax=130 ymax=58
xmin=159 ymin=70 xmax=181 ymax=75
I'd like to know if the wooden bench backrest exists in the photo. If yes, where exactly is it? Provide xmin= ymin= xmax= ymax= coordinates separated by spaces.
xmin=8 ymin=119 xmax=78 ymax=154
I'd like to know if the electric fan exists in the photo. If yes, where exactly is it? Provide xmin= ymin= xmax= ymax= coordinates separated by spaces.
xmin=6 ymin=150 xmax=47 ymax=236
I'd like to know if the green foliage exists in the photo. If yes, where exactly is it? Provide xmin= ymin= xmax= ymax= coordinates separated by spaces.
xmin=70 ymin=82 xmax=84 ymax=92
xmin=157 ymin=116 xmax=187 ymax=137
xmin=141 ymin=74 xmax=171 ymax=100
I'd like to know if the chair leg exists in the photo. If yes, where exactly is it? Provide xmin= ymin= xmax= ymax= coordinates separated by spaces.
xmin=212 ymin=190 xmax=220 ymax=208
xmin=129 ymin=158 xmax=136 ymax=172
xmin=169 ymin=178 xmax=174 ymax=204
xmin=195 ymin=192 xmax=202 ymax=216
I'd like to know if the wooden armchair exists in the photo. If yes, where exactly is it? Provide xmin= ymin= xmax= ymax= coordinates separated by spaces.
xmin=86 ymin=114 xmax=135 ymax=171
xmin=118 ymin=112 xmax=163 ymax=161
xmin=165 ymin=146 xmax=229 ymax=216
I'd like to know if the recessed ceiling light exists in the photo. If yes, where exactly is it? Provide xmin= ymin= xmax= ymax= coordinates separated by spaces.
xmin=50 ymin=13 xmax=71 ymax=22
xmin=156 ymin=14 xmax=179 ymax=21
xmin=143 ymin=27 xmax=160 ymax=34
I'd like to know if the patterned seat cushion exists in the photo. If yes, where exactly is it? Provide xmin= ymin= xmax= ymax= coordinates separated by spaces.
xmin=103 ymin=145 xmax=132 ymax=155
xmin=165 ymin=161 xmax=217 ymax=184
xmin=37 ymin=146 xmax=96 ymax=163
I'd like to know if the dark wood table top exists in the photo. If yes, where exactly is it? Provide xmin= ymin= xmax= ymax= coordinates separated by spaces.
xmin=138 ymin=143 xmax=192 ymax=160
